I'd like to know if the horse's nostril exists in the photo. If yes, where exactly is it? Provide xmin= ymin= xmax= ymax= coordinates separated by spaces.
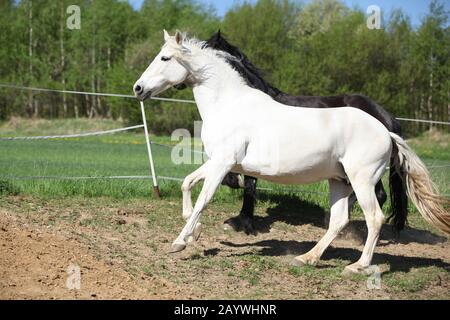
xmin=134 ymin=85 xmax=143 ymax=94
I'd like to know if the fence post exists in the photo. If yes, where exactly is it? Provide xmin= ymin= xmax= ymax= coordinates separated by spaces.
xmin=140 ymin=101 xmax=161 ymax=198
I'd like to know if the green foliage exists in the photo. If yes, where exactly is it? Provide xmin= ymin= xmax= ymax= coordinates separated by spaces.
xmin=0 ymin=0 xmax=448 ymax=136
xmin=222 ymin=0 xmax=300 ymax=90
xmin=383 ymin=267 xmax=445 ymax=293
xmin=0 ymin=179 xmax=19 ymax=196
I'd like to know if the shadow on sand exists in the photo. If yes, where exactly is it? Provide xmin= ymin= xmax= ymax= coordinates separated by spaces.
xmin=216 ymin=192 xmax=449 ymax=273
xmin=250 ymin=192 xmax=447 ymax=246
xmin=219 ymin=239 xmax=449 ymax=273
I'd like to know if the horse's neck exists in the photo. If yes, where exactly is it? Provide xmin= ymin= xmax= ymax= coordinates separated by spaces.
xmin=189 ymin=54 xmax=247 ymax=122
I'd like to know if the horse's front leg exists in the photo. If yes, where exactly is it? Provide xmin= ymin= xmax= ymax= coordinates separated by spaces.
xmin=171 ymin=160 xmax=234 ymax=253
xmin=181 ymin=164 xmax=208 ymax=221
xmin=180 ymin=163 xmax=211 ymax=243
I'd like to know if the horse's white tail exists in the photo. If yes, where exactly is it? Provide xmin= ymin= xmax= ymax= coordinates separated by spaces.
xmin=390 ymin=132 xmax=450 ymax=235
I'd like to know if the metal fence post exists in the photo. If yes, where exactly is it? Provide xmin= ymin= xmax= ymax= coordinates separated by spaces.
xmin=140 ymin=100 xmax=161 ymax=198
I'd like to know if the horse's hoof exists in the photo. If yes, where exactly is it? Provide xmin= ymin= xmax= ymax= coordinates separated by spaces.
xmin=223 ymin=215 xmax=256 ymax=235
xmin=223 ymin=216 xmax=240 ymax=231
xmin=290 ymin=255 xmax=318 ymax=267
xmin=342 ymin=263 xmax=368 ymax=276
xmin=182 ymin=211 xmax=192 ymax=221
xmin=187 ymin=223 xmax=202 ymax=244
xmin=242 ymin=219 xmax=256 ymax=236
xmin=290 ymin=257 xmax=306 ymax=267
xmin=193 ymin=223 xmax=202 ymax=241
xmin=170 ymin=241 xmax=186 ymax=253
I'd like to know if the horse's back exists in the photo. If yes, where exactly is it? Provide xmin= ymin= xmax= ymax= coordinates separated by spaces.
xmin=233 ymin=97 xmax=391 ymax=183
xmin=275 ymin=93 xmax=400 ymax=134
xmin=210 ymin=91 xmax=392 ymax=183
xmin=238 ymin=91 xmax=391 ymax=149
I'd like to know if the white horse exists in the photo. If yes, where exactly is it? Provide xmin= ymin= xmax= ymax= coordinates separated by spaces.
xmin=134 ymin=31 xmax=449 ymax=275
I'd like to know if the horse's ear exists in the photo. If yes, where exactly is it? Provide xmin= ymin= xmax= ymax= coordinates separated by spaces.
xmin=163 ymin=29 xmax=170 ymax=42
xmin=175 ymin=30 xmax=183 ymax=45
xmin=217 ymin=29 xmax=221 ymax=37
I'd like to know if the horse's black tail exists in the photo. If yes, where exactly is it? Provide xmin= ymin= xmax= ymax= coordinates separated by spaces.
xmin=386 ymin=118 xmax=408 ymax=232
xmin=387 ymin=145 xmax=409 ymax=232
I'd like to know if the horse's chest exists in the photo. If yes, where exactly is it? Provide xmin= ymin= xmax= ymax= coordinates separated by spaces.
xmin=201 ymin=124 xmax=247 ymax=160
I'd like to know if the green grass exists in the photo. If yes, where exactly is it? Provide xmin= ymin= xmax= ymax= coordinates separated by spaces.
xmin=0 ymin=118 xmax=328 ymax=201
xmin=289 ymin=261 xmax=348 ymax=281
xmin=0 ymin=117 xmax=125 ymax=136
xmin=0 ymin=119 xmax=448 ymax=206
xmin=238 ymin=256 xmax=279 ymax=285
xmin=383 ymin=267 xmax=446 ymax=293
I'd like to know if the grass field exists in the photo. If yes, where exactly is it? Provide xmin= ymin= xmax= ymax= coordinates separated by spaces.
xmin=0 ymin=118 xmax=449 ymax=299
xmin=0 ymin=118 xmax=336 ymax=202
xmin=0 ymin=118 xmax=448 ymax=201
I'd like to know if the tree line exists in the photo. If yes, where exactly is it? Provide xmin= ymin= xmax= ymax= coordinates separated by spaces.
xmin=0 ymin=0 xmax=448 ymax=136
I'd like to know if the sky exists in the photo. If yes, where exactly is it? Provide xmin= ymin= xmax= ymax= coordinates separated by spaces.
xmin=127 ymin=0 xmax=449 ymax=28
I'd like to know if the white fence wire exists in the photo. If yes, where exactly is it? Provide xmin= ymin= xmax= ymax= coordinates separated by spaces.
xmin=396 ymin=117 xmax=450 ymax=126
xmin=0 ymin=125 xmax=144 ymax=140
xmin=0 ymin=84 xmax=196 ymax=104
xmin=1 ymin=83 xmax=449 ymax=125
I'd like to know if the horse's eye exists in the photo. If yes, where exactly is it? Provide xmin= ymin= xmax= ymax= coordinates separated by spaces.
xmin=161 ymin=56 xmax=171 ymax=62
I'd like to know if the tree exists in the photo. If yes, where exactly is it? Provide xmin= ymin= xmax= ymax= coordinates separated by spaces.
xmin=0 ymin=0 xmax=447 ymax=136
xmin=293 ymin=0 xmax=349 ymax=37
xmin=222 ymin=0 xmax=300 ymax=92
xmin=411 ymin=0 xmax=449 ymax=130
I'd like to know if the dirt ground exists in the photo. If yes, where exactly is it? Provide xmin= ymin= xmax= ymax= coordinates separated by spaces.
xmin=0 ymin=195 xmax=448 ymax=300
xmin=0 ymin=210 xmax=194 ymax=299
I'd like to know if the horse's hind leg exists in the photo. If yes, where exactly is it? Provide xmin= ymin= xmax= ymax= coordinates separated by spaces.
xmin=374 ymin=180 xmax=387 ymax=209
xmin=343 ymin=178 xmax=385 ymax=275
xmin=347 ymin=180 xmax=386 ymax=212
xmin=223 ymin=176 xmax=257 ymax=235
xmin=291 ymin=179 xmax=352 ymax=266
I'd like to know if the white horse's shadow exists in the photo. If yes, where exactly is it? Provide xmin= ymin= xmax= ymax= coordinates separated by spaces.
xmin=218 ymin=239 xmax=449 ymax=274
xmin=247 ymin=192 xmax=447 ymax=246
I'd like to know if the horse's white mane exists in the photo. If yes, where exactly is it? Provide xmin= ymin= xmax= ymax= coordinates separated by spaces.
xmin=174 ymin=33 xmax=241 ymax=64
xmin=171 ymin=33 xmax=245 ymax=86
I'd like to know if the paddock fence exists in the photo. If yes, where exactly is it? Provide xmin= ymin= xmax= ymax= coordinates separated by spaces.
xmin=0 ymin=83 xmax=449 ymax=198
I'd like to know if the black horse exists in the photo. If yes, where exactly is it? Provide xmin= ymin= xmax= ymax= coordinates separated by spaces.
xmin=176 ymin=31 xmax=407 ymax=235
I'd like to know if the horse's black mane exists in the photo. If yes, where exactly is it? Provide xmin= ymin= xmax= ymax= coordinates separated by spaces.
xmin=205 ymin=31 xmax=282 ymax=97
